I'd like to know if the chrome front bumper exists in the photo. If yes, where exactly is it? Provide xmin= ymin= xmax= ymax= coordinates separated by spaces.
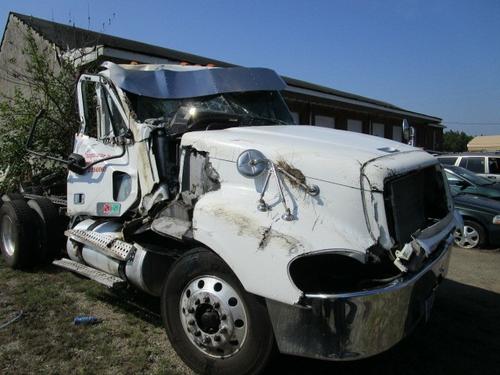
xmin=266 ymin=234 xmax=453 ymax=361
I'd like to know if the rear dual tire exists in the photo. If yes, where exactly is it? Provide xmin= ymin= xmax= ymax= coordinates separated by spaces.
xmin=0 ymin=198 xmax=62 ymax=268
xmin=0 ymin=200 xmax=39 ymax=268
xmin=1 ymin=193 xmax=24 ymax=203
xmin=27 ymin=197 xmax=63 ymax=261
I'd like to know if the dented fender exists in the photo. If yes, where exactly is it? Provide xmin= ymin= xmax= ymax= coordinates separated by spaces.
xmin=190 ymin=157 xmax=376 ymax=305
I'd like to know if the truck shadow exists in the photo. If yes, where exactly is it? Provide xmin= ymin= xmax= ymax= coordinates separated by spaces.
xmin=87 ymin=278 xmax=500 ymax=375
xmin=264 ymin=279 xmax=500 ymax=375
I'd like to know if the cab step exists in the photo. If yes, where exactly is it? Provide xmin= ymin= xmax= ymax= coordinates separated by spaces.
xmin=53 ymin=258 xmax=126 ymax=288
xmin=64 ymin=229 xmax=135 ymax=261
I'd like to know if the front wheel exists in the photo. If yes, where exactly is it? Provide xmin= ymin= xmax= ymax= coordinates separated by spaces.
xmin=161 ymin=247 xmax=274 ymax=375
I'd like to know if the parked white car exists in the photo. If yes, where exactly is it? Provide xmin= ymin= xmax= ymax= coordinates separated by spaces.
xmin=437 ymin=153 xmax=500 ymax=182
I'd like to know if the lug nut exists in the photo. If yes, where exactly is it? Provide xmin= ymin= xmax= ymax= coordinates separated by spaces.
xmin=194 ymin=331 xmax=201 ymax=337
xmin=204 ymin=337 xmax=211 ymax=344
xmin=188 ymin=307 xmax=195 ymax=313
xmin=219 ymin=327 xmax=227 ymax=334
xmin=214 ymin=302 xmax=220 ymax=308
xmin=204 ymin=296 xmax=210 ymax=303
xmin=195 ymin=299 xmax=200 ymax=305
xmin=220 ymin=314 xmax=227 ymax=321
xmin=188 ymin=319 xmax=195 ymax=326
xmin=214 ymin=335 xmax=221 ymax=342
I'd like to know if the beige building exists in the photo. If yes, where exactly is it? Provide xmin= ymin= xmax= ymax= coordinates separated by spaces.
xmin=467 ymin=135 xmax=500 ymax=152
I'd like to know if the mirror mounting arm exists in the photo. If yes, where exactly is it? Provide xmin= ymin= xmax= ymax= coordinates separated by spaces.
xmin=25 ymin=109 xmax=71 ymax=165
xmin=25 ymin=109 xmax=127 ymax=175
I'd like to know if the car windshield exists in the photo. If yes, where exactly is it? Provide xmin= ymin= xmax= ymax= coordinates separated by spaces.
xmin=447 ymin=166 xmax=494 ymax=186
xmin=126 ymin=90 xmax=294 ymax=126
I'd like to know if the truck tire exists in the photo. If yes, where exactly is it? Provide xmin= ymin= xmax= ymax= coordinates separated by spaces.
xmin=1 ymin=193 xmax=24 ymax=202
xmin=454 ymin=220 xmax=486 ymax=249
xmin=161 ymin=247 xmax=275 ymax=375
xmin=0 ymin=200 xmax=40 ymax=268
xmin=27 ymin=198 xmax=62 ymax=261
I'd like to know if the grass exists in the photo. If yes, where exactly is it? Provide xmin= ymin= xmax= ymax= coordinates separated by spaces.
xmin=1 ymin=249 xmax=499 ymax=375
xmin=0 ymin=259 xmax=192 ymax=375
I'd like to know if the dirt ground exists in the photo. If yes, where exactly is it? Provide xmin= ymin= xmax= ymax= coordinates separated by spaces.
xmin=1 ymin=246 xmax=499 ymax=375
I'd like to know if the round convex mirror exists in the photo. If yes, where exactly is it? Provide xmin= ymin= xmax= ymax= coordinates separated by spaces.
xmin=237 ymin=149 xmax=268 ymax=178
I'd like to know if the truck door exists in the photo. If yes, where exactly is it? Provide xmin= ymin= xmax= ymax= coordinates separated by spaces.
xmin=67 ymin=75 xmax=139 ymax=217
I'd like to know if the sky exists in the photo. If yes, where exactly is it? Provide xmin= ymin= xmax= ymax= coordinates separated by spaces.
xmin=1 ymin=0 xmax=499 ymax=135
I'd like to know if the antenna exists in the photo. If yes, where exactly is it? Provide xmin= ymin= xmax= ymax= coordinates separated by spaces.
xmin=87 ymin=2 xmax=91 ymax=30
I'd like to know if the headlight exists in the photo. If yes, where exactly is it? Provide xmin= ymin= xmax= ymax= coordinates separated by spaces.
xmin=492 ymin=215 xmax=500 ymax=224
xmin=288 ymin=251 xmax=401 ymax=294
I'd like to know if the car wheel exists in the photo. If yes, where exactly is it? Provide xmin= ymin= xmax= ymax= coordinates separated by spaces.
xmin=454 ymin=220 xmax=486 ymax=249
xmin=161 ymin=247 xmax=275 ymax=375
xmin=0 ymin=200 xmax=40 ymax=268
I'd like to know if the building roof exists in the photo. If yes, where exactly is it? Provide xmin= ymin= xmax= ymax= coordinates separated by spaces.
xmin=7 ymin=12 xmax=442 ymax=123
xmin=467 ymin=135 xmax=500 ymax=152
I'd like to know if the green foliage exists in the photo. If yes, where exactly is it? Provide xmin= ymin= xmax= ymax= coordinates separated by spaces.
xmin=442 ymin=130 xmax=474 ymax=153
xmin=0 ymin=32 xmax=80 ymax=191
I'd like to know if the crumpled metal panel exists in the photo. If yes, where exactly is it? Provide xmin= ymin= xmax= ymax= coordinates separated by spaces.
xmin=102 ymin=62 xmax=286 ymax=99
xmin=266 ymin=238 xmax=452 ymax=360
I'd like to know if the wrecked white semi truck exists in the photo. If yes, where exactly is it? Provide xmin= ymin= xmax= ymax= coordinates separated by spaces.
xmin=0 ymin=62 xmax=460 ymax=374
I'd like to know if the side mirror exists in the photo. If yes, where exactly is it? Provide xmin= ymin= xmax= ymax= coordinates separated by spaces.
xmin=402 ymin=119 xmax=410 ymax=142
xmin=402 ymin=119 xmax=416 ymax=146
xmin=67 ymin=153 xmax=87 ymax=174
xmin=237 ymin=149 xmax=268 ymax=177
xmin=458 ymin=180 xmax=470 ymax=189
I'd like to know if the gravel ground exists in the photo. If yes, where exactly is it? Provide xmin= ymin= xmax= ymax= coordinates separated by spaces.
xmin=1 ymin=246 xmax=499 ymax=375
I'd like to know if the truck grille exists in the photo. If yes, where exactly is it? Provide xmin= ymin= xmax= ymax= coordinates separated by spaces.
xmin=384 ymin=165 xmax=449 ymax=246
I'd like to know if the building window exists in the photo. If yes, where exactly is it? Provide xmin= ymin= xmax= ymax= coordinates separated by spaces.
xmin=314 ymin=115 xmax=335 ymax=128
xmin=347 ymin=119 xmax=362 ymax=133
xmin=290 ymin=112 xmax=300 ymax=125
xmin=371 ymin=122 xmax=385 ymax=137
xmin=393 ymin=126 xmax=402 ymax=142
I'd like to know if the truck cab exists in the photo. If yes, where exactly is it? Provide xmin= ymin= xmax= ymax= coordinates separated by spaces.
xmin=0 ymin=62 xmax=461 ymax=375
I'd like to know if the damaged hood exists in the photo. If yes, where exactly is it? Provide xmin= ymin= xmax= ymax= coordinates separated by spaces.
xmin=181 ymin=125 xmax=438 ymax=189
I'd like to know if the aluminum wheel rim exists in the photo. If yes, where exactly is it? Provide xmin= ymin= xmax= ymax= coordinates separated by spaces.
xmin=1 ymin=215 xmax=16 ymax=256
xmin=454 ymin=225 xmax=480 ymax=249
xmin=179 ymin=275 xmax=248 ymax=359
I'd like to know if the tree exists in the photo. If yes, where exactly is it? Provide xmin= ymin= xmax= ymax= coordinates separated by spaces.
xmin=442 ymin=130 xmax=474 ymax=152
xmin=0 ymin=31 xmax=80 ymax=192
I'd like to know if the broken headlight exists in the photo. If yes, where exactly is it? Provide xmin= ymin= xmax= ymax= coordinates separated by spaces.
xmin=289 ymin=252 xmax=402 ymax=294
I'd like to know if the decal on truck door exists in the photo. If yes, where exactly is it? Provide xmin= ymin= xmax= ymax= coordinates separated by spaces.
xmin=97 ymin=202 xmax=121 ymax=216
